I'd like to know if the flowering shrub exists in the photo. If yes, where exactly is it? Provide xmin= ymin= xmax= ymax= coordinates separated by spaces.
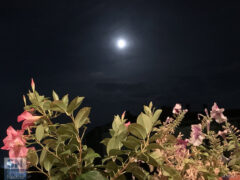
xmin=1 ymin=79 xmax=240 ymax=180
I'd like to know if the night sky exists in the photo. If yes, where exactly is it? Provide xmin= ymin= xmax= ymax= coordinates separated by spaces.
xmin=1 ymin=0 xmax=240 ymax=166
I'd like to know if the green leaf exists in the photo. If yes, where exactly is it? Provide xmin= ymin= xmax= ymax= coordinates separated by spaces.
xmin=106 ymin=161 xmax=118 ymax=173
xmin=107 ymin=136 xmax=122 ymax=155
xmin=36 ymin=124 xmax=44 ymax=141
xmin=100 ymin=138 xmax=110 ymax=146
xmin=52 ymin=90 xmax=59 ymax=100
xmin=34 ymin=91 xmax=45 ymax=102
xmin=43 ymin=158 xmax=53 ymax=172
xmin=137 ymin=113 xmax=152 ymax=134
xmin=62 ymin=94 xmax=69 ymax=106
xmin=162 ymin=165 xmax=181 ymax=180
xmin=150 ymin=150 xmax=164 ymax=166
xmin=112 ymin=115 xmax=122 ymax=132
xmin=152 ymin=109 xmax=162 ymax=124
xmin=75 ymin=107 xmax=91 ymax=129
xmin=40 ymin=148 xmax=47 ymax=167
xmin=126 ymin=163 xmax=149 ymax=180
xmin=128 ymin=123 xmax=147 ymax=139
xmin=51 ymin=100 xmax=67 ymax=112
xmin=122 ymin=136 xmax=141 ymax=150
xmin=143 ymin=105 xmax=152 ymax=116
xmin=76 ymin=170 xmax=107 ymax=180
xmin=27 ymin=149 xmax=38 ymax=166
xmin=149 ymin=133 xmax=163 ymax=142
xmin=67 ymin=96 xmax=84 ymax=114
xmin=57 ymin=123 xmax=77 ymax=141
xmin=42 ymin=100 xmax=51 ymax=110
xmin=145 ymin=153 xmax=160 ymax=167
xmin=59 ymin=149 xmax=71 ymax=156
xmin=83 ymin=148 xmax=100 ymax=166
xmin=146 ymin=143 xmax=164 ymax=151
xmin=60 ymin=166 xmax=71 ymax=174
xmin=42 ymin=139 xmax=57 ymax=150
xmin=109 ymin=149 xmax=129 ymax=156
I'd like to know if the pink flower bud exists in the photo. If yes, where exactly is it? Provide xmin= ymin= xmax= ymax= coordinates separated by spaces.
xmin=31 ymin=78 xmax=35 ymax=91
xmin=121 ymin=111 xmax=126 ymax=120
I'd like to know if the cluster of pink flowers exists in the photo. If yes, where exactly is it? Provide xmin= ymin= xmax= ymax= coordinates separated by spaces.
xmin=188 ymin=102 xmax=228 ymax=147
xmin=1 ymin=110 xmax=41 ymax=159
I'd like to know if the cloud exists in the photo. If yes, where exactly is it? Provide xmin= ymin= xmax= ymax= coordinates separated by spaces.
xmin=95 ymin=82 xmax=146 ymax=92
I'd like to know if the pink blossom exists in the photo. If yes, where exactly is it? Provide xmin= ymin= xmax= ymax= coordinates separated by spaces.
xmin=1 ymin=126 xmax=29 ymax=159
xmin=172 ymin=104 xmax=182 ymax=114
xmin=210 ymin=102 xmax=227 ymax=123
xmin=17 ymin=111 xmax=41 ymax=130
xmin=9 ymin=146 xmax=29 ymax=159
xmin=165 ymin=117 xmax=174 ymax=124
xmin=189 ymin=124 xmax=205 ymax=146
xmin=124 ymin=121 xmax=131 ymax=128
xmin=175 ymin=139 xmax=189 ymax=156
xmin=1 ymin=126 xmax=25 ymax=150
xmin=177 ymin=139 xmax=189 ymax=147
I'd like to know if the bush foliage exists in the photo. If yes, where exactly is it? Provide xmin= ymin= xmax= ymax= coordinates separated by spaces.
xmin=1 ymin=79 xmax=240 ymax=180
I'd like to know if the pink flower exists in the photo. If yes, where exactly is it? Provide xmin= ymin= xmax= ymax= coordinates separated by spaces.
xmin=189 ymin=124 xmax=205 ymax=146
xmin=17 ymin=111 xmax=41 ymax=130
xmin=124 ymin=121 xmax=131 ymax=128
xmin=210 ymin=102 xmax=227 ymax=123
xmin=173 ymin=104 xmax=182 ymax=114
xmin=177 ymin=139 xmax=189 ymax=148
xmin=165 ymin=117 xmax=174 ymax=124
xmin=9 ymin=146 xmax=29 ymax=159
xmin=175 ymin=139 xmax=189 ymax=157
xmin=1 ymin=126 xmax=29 ymax=159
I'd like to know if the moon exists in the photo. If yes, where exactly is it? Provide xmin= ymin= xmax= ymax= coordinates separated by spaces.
xmin=116 ymin=38 xmax=127 ymax=49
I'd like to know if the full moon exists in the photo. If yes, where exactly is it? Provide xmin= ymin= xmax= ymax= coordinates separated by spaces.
xmin=116 ymin=39 xmax=127 ymax=49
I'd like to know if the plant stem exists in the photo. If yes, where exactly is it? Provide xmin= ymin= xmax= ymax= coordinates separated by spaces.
xmin=33 ymin=165 xmax=49 ymax=178
xmin=69 ymin=114 xmax=83 ymax=174
xmin=111 ymin=158 xmax=134 ymax=180
xmin=36 ymin=140 xmax=61 ymax=161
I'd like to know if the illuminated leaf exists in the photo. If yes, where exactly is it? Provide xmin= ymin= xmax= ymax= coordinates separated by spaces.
xmin=75 ymin=107 xmax=91 ymax=129
xmin=67 ymin=96 xmax=84 ymax=114
xmin=52 ymin=90 xmax=59 ymax=101
xmin=36 ymin=124 xmax=44 ymax=141
xmin=137 ymin=113 xmax=152 ymax=134
xmin=128 ymin=123 xmax=147 ymax=139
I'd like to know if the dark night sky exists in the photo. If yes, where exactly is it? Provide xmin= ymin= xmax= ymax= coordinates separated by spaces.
xmin=1 ymin=0 xmax=240 ymax=166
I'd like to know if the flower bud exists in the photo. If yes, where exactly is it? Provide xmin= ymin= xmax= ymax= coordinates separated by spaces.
xmin=31 ymin=78 xmax=35 ymax=91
